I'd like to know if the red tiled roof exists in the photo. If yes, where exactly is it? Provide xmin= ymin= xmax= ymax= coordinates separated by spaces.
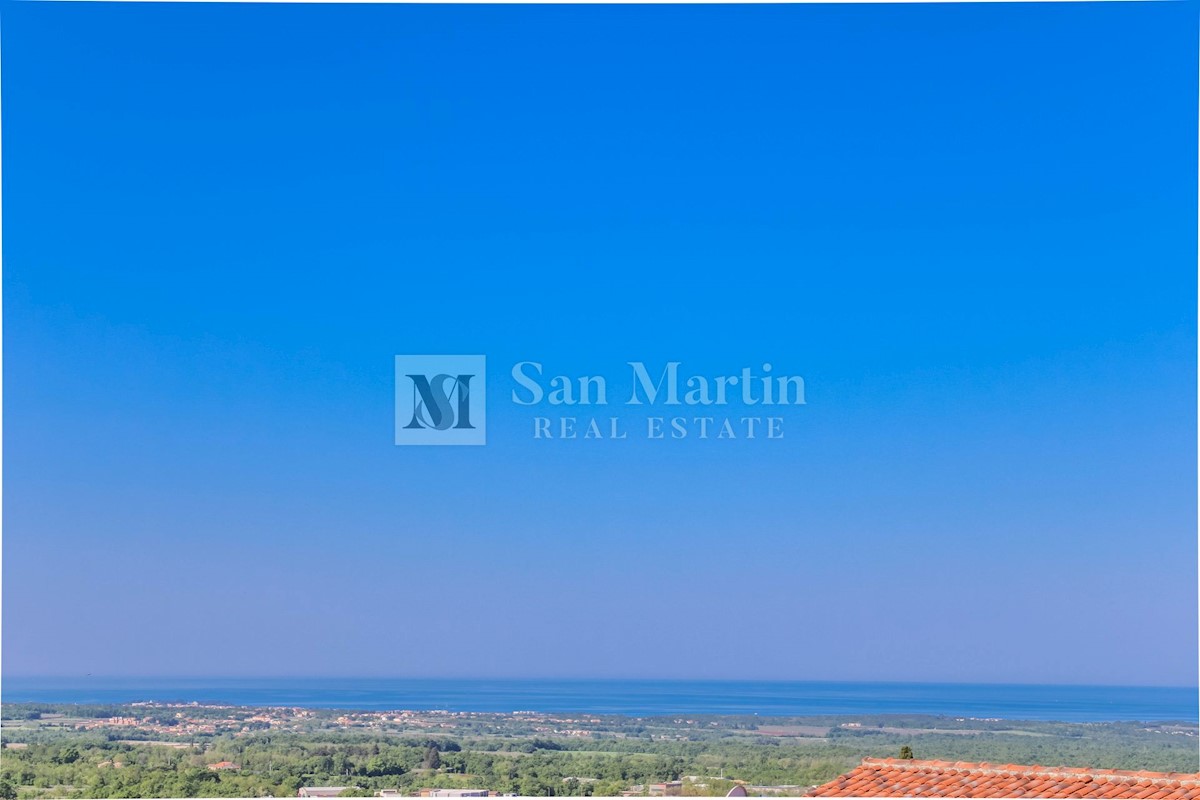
xmin=808 ymin=758 xmax=1200 ymax=799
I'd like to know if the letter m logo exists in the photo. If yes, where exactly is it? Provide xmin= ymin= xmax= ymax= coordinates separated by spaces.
xmin=395 ymin=356 xmax=486 ymax=445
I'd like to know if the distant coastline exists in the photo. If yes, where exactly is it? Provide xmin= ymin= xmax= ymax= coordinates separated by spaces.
xmin=4 ymin=678 xmax=1196 ymax=723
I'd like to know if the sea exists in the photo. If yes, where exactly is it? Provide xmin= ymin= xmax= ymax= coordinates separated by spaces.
xmin=3 ymin=678 xmax=1196 ymax=723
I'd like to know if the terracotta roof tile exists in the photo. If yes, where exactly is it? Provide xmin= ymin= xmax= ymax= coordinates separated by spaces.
xmin=808 ymin=759 xmax=1200 ymax=799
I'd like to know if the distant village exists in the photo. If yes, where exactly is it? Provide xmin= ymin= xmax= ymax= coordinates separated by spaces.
xmin=61 ymin=703 xmax=642 ymax=741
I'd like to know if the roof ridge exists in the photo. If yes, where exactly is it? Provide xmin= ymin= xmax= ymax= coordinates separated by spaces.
xmin=859 ymin=758 xmax=1200 ymax=784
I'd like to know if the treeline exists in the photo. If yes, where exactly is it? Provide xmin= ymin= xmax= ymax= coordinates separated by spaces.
xmin=0 ymin=732 xmax=889 ymax=799
xmin=0 ymin=736 xmax=697 ymax=799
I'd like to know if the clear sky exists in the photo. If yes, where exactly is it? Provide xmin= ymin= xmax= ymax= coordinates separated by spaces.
xmin=3 ymin=1 xmax=1196 ymax=686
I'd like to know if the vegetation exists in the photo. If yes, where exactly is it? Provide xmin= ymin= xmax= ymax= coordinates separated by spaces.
xmin=1 ymin=703 xmax=1195 ymax=798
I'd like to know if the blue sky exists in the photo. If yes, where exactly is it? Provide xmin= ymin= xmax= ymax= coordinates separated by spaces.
xmin=3 ymin=1 xmax=1196 ymax=685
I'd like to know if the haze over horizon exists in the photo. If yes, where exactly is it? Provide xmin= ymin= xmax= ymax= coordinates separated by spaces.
xmin=5 ymin=676 xmax=1199 ymax=689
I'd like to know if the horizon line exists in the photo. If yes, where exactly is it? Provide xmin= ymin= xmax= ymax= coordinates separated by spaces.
xmin=5 ymin=675 xmax=1198 ymax=690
